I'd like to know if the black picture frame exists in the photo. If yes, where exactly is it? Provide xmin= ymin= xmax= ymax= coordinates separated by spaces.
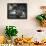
xmin=7 ymin=3 xmax=27 ymax=19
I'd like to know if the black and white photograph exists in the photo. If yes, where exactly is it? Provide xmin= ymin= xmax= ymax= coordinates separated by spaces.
xmin=7 ymin=3 xmax=27 ymax=19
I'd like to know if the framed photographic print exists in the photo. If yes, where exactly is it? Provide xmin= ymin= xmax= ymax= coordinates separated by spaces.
xmin=7 ymin=3 xmax=27 ymax=19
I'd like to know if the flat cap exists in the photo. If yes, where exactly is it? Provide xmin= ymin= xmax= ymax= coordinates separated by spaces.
xmin=40 ymin=6 xmax=46 ymax=9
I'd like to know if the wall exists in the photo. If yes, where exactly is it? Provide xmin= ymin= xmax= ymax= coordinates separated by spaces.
xmin=0 ymin=0 xmax=46 ymax=38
